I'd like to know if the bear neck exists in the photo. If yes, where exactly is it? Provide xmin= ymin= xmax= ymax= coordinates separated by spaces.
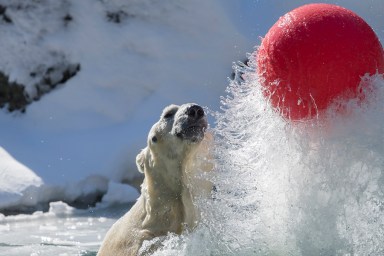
xmin=145 ymin=151 xmax=187 ymax=198
xmin=141 ymin=151 xmax=192 ymax=234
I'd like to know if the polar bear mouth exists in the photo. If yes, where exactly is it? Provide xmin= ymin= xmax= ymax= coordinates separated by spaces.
xmin=176 ymin=123 xmax=207 ymax=143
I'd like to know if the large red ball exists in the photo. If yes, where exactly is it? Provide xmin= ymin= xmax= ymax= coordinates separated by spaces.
xmin=257 ymin=3 xmax=384 ymax=121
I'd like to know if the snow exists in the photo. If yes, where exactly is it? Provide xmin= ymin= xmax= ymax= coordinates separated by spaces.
xmin=224 ymin=0 xmax=384 ymax=44
xmin=0 ymin=147 xmax=43 ymax=208
xmin=97 ymin=181 xmax=140 ymax=207
xmin=0 ymin=0 xmax=384 ymax=216
xmin=0 ymin=0 xmax=250 ymax=212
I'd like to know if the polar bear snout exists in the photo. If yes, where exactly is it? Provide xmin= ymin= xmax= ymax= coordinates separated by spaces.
xmin=186 ymin=105 xmax=205 ymax=120
xmin=173 ymin=104 xmax=208 ymax=143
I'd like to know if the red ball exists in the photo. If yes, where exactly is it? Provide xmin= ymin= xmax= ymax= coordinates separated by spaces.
xmin=257 ymin=3 xmax=384 ymax=121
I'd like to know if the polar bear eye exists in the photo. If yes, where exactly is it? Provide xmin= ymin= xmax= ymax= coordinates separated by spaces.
xmin=151 ymin=136 xmax=158 ymax=143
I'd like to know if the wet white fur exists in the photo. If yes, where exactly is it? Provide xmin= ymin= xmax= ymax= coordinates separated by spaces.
xmin=97 ymin=104 xmax=212 ymax=256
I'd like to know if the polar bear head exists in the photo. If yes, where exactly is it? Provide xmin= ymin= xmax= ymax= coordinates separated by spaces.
xmin=136 ymin=103 xmax=208 ymax=178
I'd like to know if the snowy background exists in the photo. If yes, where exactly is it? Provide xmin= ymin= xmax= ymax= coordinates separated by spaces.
xmin=1 ymin=0 xmax=384 ymax=255
xmin=1 ymin=0 xmax=384 ymax=214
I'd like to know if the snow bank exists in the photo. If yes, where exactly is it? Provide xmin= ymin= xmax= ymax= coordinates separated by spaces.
xmin=225 ymin=0 xmax=384 ymax=45
xmin=0 ymin=146 xmax=138 ymax=214
xmin=0 ymin=201 xmax=75 ymax=222
xmin=0 ymin=0 xmax=251 ymax=214
xmin=0 ymin=147 xmax=43 ymax=208
xmin=0 ymin=0 xmax=249 ymax=190
xmin=97 ymin=181 xmax=140 ymax=207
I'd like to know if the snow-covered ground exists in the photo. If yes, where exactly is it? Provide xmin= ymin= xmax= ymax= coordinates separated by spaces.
xmin=0 ymin=148 xmax=43 ymax=209
xmin=0 ymin=0 xmax=251 ymax=212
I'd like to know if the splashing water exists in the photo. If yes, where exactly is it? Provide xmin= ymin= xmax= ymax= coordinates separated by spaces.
xmin=152 ymin=55 xmax=384 ymax=255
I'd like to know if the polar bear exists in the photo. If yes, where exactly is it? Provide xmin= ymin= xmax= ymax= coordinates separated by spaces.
xmin=97 ymin=103 xmax=212 ymax=256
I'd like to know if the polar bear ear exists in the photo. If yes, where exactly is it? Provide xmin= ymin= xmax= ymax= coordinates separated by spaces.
xmin=136 ymin=148 xmax=147 ymax=173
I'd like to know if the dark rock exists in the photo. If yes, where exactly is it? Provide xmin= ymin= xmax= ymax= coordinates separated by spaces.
xmin=106 ymin=10 xmax=134 ymax=23
xmin=0 ymin=5 xmax=12 ymax=24
xmin=0 ymin=62 xmax=80 ymax=113
xmin=0 ymin=72 xmax=28 ymax=112
xmin=63 ymin=13 xmax=73 ymax=26
xmin=67 ymin=191 xmax=105 ymax=209
xmin=0 ymin=204 xmax=49 ymax=216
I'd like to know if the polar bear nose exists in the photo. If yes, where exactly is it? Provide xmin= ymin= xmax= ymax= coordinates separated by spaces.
xmin=187 ymin=105 xmax=205 ymax=120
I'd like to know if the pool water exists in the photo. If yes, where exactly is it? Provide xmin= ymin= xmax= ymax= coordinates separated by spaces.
xmin=0 ymin=203 xmax=130 ymax=256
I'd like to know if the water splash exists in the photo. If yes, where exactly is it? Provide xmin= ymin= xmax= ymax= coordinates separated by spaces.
xmin=153 ymin=56 xmax=384 ymax=255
